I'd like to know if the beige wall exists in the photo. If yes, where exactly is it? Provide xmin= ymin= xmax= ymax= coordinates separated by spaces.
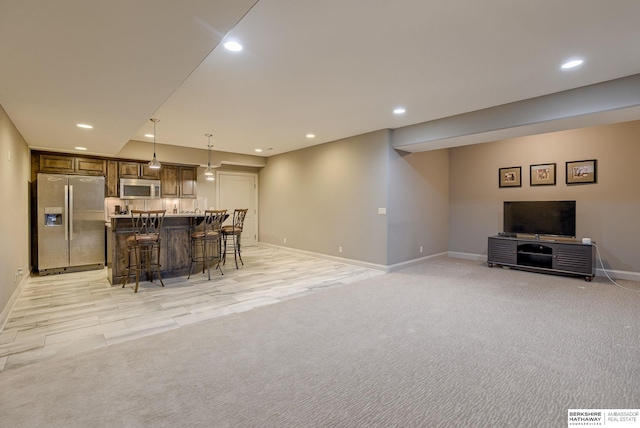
xmin=387 ymin=147 xmax=450 ymax=265
xmin=0 ymin=104 xmax=30 ymax=319
xmin=259 ymin=130 xmax=390 ymax=265
xmin=259 ymin=130 xmax=450 ymax=267
xmin=449 ymin=120 xmax=640 ymax=273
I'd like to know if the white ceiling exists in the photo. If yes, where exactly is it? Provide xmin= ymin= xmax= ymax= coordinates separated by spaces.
xmin=2 ymin=0 xmax=640 ymax=158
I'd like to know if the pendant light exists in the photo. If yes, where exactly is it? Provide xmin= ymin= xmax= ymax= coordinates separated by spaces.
xmin=148 ymin=118 xmax=161 ymax=169
xmin=204 ymin=133 xmax=215 ymax=181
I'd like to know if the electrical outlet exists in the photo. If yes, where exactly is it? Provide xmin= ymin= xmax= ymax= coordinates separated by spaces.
xmin=15 ymin=267 xmax=24 ymax=283
xmin=284 ymin=238 xmax=287 ymax=243
xmin=420 ymin=246 xmax=423 ymax=253
xmin=339 ymin=246 xmax=343 ymax=253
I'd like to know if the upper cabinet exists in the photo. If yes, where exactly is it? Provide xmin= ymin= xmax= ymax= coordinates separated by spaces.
xmin=180 ymin=167 xmax=197 ymax=198
xmin=38 ymin=154 xmax=74 ymax=173
xmin=118 ymin=161 xmax=140 ymax=178
xmin=75 ymin=157 xmax=107 ymax=176
xmin=118 ymin=161 xmax=160 ymax=179
xmin=106 ymin=160 xmax=118 ymax=197
xmin=161 ymin=165 xmax=197 ymax=198
xmin=141 ymin=164 xmax=161 ymax=180
xmin=38 ymin=153 xmax=105 ymax=176
xmin=33 ymin=151 xmax=196 ymax=199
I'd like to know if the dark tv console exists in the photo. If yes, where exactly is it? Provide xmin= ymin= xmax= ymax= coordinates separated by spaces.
xmin=487 ymin=236 xmax=595 ymax=281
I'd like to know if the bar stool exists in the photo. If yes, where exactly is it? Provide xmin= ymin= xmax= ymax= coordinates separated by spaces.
xmin=222 ymin=208 xmax=248 ymax=269
xmin=122 ymin=210 xmax=165 ymax=293
xmin=188 ymin=209 xmax=227 ymax=280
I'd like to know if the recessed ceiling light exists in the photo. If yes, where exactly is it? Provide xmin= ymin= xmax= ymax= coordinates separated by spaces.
xmin=77 ymin=123 xmax=93 ymax=129
xmin=75 ymin=146 xmax=87 ymax=151
xmin=145 ymin=134 xmax=154 ymax=138
xmin=224 ymin=41 xmax=243 ymax=52
xmin=393 ymin=108 xmax=406 ymax=115
xmin=561 ymin=59 xmax=583 ymax=69
xmin=306 ymin=133 xmax=315 ymax=139
xmin=254 ymin=148 xmax=263 ymax=153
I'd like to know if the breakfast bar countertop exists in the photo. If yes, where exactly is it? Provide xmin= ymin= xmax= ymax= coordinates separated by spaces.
xmin=108 ymin=212 xmax=206 ymax=219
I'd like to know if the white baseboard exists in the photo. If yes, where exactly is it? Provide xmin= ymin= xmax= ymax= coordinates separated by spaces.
xmin=0 ymin=272 xmax=30 ymax=333
xmin=259 ymin=243 xmax=453 ymax=273
xmin=448 ymin=252 xmax=488 ymax=262
xmin=596 ymin=268 xmax=640 ymax=282
xmin=257 ymin=243 xmax=389 ymax=271
xmin=387 ymin=252 xmax=449 ymax=272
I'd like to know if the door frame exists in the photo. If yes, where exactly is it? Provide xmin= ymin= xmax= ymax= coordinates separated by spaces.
xmin=215 ymin=171 xmax=259 ymax=246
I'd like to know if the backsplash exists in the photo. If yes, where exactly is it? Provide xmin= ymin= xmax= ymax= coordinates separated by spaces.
xmin=105 ymin=197 xmax=209 ymax=219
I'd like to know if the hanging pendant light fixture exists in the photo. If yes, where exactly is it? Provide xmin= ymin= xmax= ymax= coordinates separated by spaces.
xmin=204 ymin=133 xmax=215 ymax=181
xmin=148 ymin=118 xmax=161 ymax=169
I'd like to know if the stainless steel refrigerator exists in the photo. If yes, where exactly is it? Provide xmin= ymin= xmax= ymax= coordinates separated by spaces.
xmin=37 ymin=173 xmax=105 ymax=274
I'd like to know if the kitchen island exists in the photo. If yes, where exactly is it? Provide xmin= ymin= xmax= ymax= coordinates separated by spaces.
xmin=106 ymin=214 xmax=205 ymax=286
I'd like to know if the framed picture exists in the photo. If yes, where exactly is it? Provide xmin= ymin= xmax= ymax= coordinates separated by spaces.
xmin=499 ymin=166 xmax=521 ymax=188
xmin=566 ymin=159 xmax=597 ymax=185
xmin=530 ymin=163 xmax=556 ymax=186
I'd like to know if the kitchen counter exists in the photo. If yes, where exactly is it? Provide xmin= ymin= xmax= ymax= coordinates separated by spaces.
xmin=108 ymin=212 xmax=206 ymax=219
xmin=106 ymin=214 xmax=207 ymax=285
xmin=106 ymin=213 xmax=205 ymax=227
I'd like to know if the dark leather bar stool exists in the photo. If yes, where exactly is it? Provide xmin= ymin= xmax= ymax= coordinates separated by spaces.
xmin=221 ymin=208 xmax=248 ymax=269
xmin=188 ymin=209 xmax=227 ymax=280
xmin=122 ymin=210 xmax=165 ymax=293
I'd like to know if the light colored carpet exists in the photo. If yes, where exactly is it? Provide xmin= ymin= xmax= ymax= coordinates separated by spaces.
xmin=1 ymin=256 xmax=639 ymax=427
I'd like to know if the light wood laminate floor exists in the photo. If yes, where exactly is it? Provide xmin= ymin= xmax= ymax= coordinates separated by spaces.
xmin=0 ymin=246 xmax=383 ymax=371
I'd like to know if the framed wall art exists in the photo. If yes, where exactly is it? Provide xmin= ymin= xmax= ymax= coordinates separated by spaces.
xmin=499 ymin=166 xmax=521 ymax=188
xmin=566 ymin=159 xmax=597 ymax=185
xmin=530 ymin=163 xmax=556 ymax=186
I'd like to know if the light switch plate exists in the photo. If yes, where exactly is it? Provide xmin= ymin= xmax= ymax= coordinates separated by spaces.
xmin=378 ymin=207 xmax=386 ymax=215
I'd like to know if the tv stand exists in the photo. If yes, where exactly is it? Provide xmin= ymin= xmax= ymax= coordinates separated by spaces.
xmin=487 ymin=236 xmax=595 ymax=281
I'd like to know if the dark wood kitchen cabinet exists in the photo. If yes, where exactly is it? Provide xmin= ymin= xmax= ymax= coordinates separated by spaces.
xmin=36 ymin=153 xmax=105 ymax=176
xmin=140 ymin=164 xmax=161 ymax=179
xmin=32 ymin=151 xmax=195 ymax=199
xmin=75 ymin=157 xmax=106 ymax=175
xmin=161 ymin=165 xmax=197 ymax=198
xmin=118 ymin=161 xmax=140 ymax=178
xmin=118 ymin=161 xmax=160 ymax=179
xmin=38 ymin=154 xmax=75 ymax=173
xmin=106 ymin=160 xmax=119 ymax=197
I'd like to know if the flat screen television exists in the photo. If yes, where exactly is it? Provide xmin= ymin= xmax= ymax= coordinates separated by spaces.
xmin=503 ymin=201 xmax=576 ymax=237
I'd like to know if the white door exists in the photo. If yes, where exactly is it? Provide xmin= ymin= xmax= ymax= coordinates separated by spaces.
xmin=216 ymin=172 xmax=258 ymax=247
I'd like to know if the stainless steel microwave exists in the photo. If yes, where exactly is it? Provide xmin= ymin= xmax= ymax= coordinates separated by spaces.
xmin=119 ymin=178 xmax=161 ymax=199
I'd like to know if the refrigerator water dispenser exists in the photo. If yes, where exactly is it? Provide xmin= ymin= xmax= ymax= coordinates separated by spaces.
xmin=44 ymin=207 xmax=63 ymax=226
